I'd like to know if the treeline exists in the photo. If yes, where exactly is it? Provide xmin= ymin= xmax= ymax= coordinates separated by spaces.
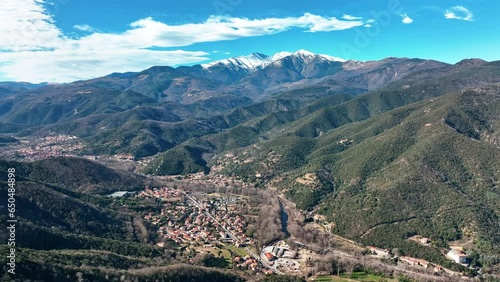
xmin=0 ymin=247 xmax=243 ymax=282
xmin=15 ymin=223 xmax=162 ymax=258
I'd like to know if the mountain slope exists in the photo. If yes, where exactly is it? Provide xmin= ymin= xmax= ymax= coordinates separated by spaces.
xmin=0 ymin=157 xmax=244 ymax=281
xmin=215 ymin=88 xmax=500 ymax=266
xmin=146 ymin=60 xmax=499 ymax=175
xmin=142 ymin=60 xmax=500 ymax=267
xmin=0 ymin=157 xmax=150 ymax=194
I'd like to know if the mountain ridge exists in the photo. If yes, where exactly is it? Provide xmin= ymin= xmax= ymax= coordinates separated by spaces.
xmin=201 ymin=49 xmax=346 ymax=72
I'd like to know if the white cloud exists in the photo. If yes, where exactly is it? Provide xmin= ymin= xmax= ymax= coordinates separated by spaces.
xmin=73 ymin=24 xmax=96 ymax=33
xmin=342 ymin=14 xmax=363 ymax=21
xmin=299 ymin=13 xmax=366 ymax=32
xmin=0 ymin=1 xmax=372 ymax=83
xmin=401 ymin=14 xmax=414 ymax=24
xmin=0 ymin=0 xmax=64 ymax=52
xmin=0 ymin=49 xmax=209 ymax=83
xmin=444 ymin=6 xmax=474 ymax=21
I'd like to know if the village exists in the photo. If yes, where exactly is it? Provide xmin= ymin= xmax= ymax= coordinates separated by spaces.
xmin=138 ymin=187 xmax=256 ymax=247
xmin=0 ymin=134 xmax=83 ymax=161
xmin=125 ymin=186 xmax=317 ymax=275
xmin=106 ymin=172 xmax=479 ymax=281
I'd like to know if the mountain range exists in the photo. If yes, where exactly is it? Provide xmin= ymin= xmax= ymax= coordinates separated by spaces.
xmin=0 ymin=50 xmax=450 ymax=144
xmin=1 ymin=50 xmax=499 ymax=279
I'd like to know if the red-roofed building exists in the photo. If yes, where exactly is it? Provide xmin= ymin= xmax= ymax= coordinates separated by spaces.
xmin=264 ymin=252 xmax=275 ymax=261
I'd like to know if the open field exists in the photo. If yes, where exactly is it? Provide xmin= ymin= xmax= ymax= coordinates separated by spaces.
xmin=225 ymin=244 xmax=249 ymax=257
xmin=206 ymin=248 xmax=233 ymax=269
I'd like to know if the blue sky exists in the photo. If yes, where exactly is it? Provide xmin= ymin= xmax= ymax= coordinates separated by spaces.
xmin=0 ymin=0 xmax=498 ymax=82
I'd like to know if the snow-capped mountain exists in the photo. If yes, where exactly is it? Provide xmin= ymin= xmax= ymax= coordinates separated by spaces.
xmin=202 ymin=52 xmax=270 ymax=71
xmin=202 ymin=49 xmax=345 ymax=72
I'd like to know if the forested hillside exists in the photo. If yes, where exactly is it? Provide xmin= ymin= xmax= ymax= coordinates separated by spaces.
xmin=0 ymin=158 xmax=247 ymax=281
xmin=142 ymin=61 xmax=500 ymax=268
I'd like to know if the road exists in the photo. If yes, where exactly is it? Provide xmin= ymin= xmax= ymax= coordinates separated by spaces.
xmin=183 ymin=192 xmax=284 ymax=275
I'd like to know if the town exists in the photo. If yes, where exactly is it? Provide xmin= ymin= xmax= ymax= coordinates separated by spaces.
xmin=0 ymin=134 xmax=82 ymax=161
xmin=138 ymin=187 xmax=256 ymax=248
xmin=118 ymin=186 xmax=315 ymax=275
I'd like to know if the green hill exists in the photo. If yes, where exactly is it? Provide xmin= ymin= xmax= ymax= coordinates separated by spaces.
xmin=145 ymin=89 xmax=500 ymax=269
xmin=218 ymin=89 xmax=500 ymax=267
xmin=0 ymin=157 xmax=245 ymax=281
xmin=142 ymin=61 xmax=500 ymax=267
xmin=0 ymin=157 xmax=149 ymax=194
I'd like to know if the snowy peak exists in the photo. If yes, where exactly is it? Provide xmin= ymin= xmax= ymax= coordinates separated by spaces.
xmin=294 ymin=49 xmax=315 ymax=57
xmin=280 ymin=49 xmax=346 ymax=64
xmin=202 ymin=50 xmax=345 ymax=72
xmin=202 ymin=52 xmax=270 ymax=71
xmin=293 ymin=49 xmax=346 ymax=63
xmin=271 ymin=51 xmax=292 ymax=61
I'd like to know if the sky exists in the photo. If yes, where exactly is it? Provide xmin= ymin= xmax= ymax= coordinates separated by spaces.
xmin=0 ymin=0 xmax=498 ymax=83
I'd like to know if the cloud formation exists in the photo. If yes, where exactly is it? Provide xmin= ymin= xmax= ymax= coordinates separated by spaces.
xmin=0 ymin=1 xmax=370 ymax=83
xmin=444 ymin=6 xmax=474 ymax=21
xmin=401 ymin=14 xmax=414 ymax=24
xmin=0 ymin=0 xmax=64 ymax=52
xmin=73 ymin=24 xmax=96 ymax=33
xmin=342 ymin=14 xmax=363 ymax=21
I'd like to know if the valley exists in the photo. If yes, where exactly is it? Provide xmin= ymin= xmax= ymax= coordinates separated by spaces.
xmin=0 ymin=51 xmax=499 ymax=282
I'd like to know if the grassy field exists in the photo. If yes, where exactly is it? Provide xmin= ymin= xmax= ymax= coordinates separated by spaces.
xmin=193 ymin=244 xmax=249 ymax=269
xmin=225 ymin=244 xmax=249 ymax=257
xmin=313 ymin=272 xmax=398 ymax=282
xmin=205 ymin=257 xmax=231 ymax=268
xmin=206 ymin=248 xmax=233 ymax=269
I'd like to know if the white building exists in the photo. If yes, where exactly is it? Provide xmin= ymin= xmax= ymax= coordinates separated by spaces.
xmin=447 ymin=250 xmax=468 ymax=264
xmin=368 ymin=246 xmax=390 ymax=258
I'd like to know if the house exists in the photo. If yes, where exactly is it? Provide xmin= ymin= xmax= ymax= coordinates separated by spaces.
xmin=433 ymin=265 xmax=444 ymax=273
xmin=264 ymin=252 xmax=276 ymax=262
xmin=400 ymin=256 xmax=429 ymax=268
xmin=249 ymin=262 xmax=258 ymax=270
xmin=368 ymin=246 xmax=390 ymax=257
xmin=400 ymin=256 xmax=419 ymax=265
xmin=339 ymin=139 xmax=352 ymax=145
xmin=418 ymin=259 xmax=429 ymax=268
xmin=447 ymin=250 xmax=468 ymax=264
